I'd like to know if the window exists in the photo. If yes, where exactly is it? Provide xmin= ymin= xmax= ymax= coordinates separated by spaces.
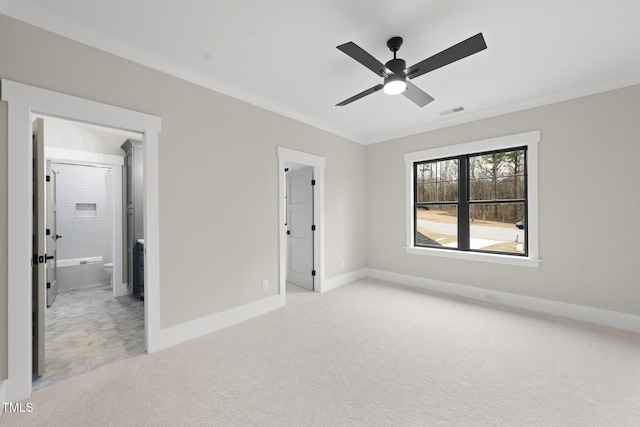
xmin=405 ymin=131 xmax=540 ymax=267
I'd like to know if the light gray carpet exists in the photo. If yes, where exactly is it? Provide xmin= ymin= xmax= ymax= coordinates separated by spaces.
xmin=3 ymin=279 xmax=640 ymax=426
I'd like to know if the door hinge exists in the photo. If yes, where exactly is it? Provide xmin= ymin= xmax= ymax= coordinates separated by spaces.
xmin=46 ymin=175 xmax=51 ymax=182
xmin=311 ymin=225 xmax=316 ymax=231
xmin=46 ymin=282 xmax=51 ymax=289
xmin=311 ymin=179 xmax=316 ymax=186
xmin=311 ymin=270 xmax=316 ymax=276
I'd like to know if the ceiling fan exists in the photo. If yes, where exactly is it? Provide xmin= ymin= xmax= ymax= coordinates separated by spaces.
xmin=336 ymin=33 xmax=487 ymax=107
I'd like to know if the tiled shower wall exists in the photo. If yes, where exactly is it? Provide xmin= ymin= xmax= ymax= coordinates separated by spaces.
xmin=53 ymin=163 xmax=110 ymax=261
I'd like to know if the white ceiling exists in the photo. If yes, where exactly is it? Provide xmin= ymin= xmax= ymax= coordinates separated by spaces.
xmin=3 ymin=0 xmax=640 ymax=144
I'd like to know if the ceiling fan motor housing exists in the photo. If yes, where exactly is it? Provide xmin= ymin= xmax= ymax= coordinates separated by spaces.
xmin=385 ymin=58 xmax=406 ymax=75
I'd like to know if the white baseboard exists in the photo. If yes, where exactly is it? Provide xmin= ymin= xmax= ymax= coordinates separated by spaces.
xmin=147 ymin=267 xmax=639 ymax=356
xmin=366 ymin=268 xmax=640 ymax=334
xmin=154 ymin=268 xmax=367 ymax=352
xmin=322 ymin=269 xmax=367 ymax=293
xmin=157 ymin=294 xmax=285 ymax=351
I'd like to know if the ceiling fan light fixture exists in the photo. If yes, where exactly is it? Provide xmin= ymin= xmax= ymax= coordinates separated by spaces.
xmin=336 ymin=33 xmax=486 ymax=106
xmin=383 ymin=76 xmax=407 ymax=95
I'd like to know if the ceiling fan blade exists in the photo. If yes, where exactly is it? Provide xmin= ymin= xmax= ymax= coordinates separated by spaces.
xmin=336 ymin=84 xmax=384 ymax=106
xmin=402 ymin=81 xmax=435 ymax=107
xmin=405 ymin=33 xmax=487 ymax=80
xmin=337 ymin=42 xmax=392 ymax=77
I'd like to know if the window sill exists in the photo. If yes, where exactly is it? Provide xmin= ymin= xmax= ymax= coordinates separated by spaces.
xmin=405 ymin=246 xmax=541 ymax=268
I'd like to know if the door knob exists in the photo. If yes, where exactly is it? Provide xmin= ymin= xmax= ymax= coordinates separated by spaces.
xmin=55 ymin=234 xmax=63 ymax=240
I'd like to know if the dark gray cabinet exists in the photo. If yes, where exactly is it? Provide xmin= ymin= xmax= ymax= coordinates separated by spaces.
xmin=134 ymin=241 xmax=144 ymax=300
xmin=121 ymin=139 xmax=144 ymax=299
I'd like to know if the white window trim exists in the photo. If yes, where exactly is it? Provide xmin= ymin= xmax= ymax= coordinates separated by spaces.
xmin=404 ymin=130 xmax=541 ymax=268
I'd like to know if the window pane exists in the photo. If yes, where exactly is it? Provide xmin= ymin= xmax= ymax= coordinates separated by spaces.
xmin=416 ymin=163 xmax=436 ymax=203
xmin=416 ymin=159 xmax=458 ymax=203
xmin=495 ymin=175 xmax=525 ymax=199
xmin=417 ymin=182 xmax=436 ymax=203
xmin=437 ymin=159 xmax=458 ymax=202
xmin=470 ymin=149 xmax=525 ymax=200
xmin=415 ymin=205 xmax=457 ymax=248
xmin=495 ymin=150 xmax=525 ymax=179
xmin=469 ymin=203 xmax=525 ymax=254
xmin=470 ymin=178 xmax=494 ymax=200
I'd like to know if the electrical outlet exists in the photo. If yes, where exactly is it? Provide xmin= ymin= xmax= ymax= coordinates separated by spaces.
xmin=262 ymin=279 xmax=269 ymax=291
xmin=485 ymin=293 xmax=497 ymax=302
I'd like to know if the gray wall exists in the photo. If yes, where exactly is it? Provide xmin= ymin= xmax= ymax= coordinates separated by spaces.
xmin=0 ymin=14 xmax=366 ymax=348
xmin=366 ymin=84 xmax=640 ymax=315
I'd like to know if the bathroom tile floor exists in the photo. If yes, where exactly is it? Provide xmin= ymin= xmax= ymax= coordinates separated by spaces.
xmin=32 ymin=283 xmax=145 ymax=390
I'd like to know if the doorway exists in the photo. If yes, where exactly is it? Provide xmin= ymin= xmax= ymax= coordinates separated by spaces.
xmin=31 ymin=116 xmax=146 ymax=389
xmin=277 ymin=147 xmax=325 ymax=295
xmin=286 ymin=165 xmax=315 ymax=290
xmin=2 ymin=79 xmax=162 ymax=402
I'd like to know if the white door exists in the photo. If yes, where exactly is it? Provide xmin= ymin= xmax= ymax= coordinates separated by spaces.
xmin=32 ymin=118 xmax=46 ymax=377
xmin=286 ymin=166 xmax=314 ymax=290
xmin=46 ymin=160 xmax=59 ymax=307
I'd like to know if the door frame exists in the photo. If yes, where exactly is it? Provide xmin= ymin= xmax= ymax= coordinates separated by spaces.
xmin=2 ymin=79 xmax=162 ymax=402
xmin=277 ymin=147 xmax=325 ymax=295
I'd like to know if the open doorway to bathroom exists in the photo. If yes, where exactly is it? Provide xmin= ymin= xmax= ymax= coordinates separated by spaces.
xmin=32 ymin=116 xmax=146 ymax=390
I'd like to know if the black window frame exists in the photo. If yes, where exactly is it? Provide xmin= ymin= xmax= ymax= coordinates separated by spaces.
xmin=413 ymin=146 xmax=528 ymax=257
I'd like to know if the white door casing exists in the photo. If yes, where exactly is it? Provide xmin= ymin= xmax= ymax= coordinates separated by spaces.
xmin=277 ymin=147 xmax=325 ymax=296
xmin=2 ymin=79 xmax=161 ymax=402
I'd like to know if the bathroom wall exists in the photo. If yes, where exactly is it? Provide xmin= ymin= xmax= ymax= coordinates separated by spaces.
xmin=54 ymin=163 xmax=109 ymax=261
xmin=53 ymin=162 xmax=113 ymax=290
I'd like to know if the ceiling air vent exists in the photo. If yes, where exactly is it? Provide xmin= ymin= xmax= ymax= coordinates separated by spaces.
xmin=439 ymin=106 xmax=465 ymax=116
